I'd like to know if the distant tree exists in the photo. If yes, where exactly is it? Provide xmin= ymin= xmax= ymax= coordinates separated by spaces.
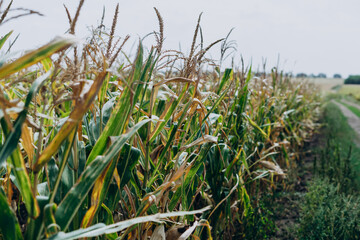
xmin=296 ymin=73 xmax=307 ymax=78
xmin=317 ymin=73 xmax=327 ymax=78
xmin=344 ymin=75 xmax=360 ymax=84
xmin=285 ymin=72 xmax=292 ymax=78
xmin=333 ymin=74 xmax=342 ymax=78
xmin=309 ymin=74 xmax=317 ymax=78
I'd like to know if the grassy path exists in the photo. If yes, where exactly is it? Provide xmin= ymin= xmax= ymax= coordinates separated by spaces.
xmin=340 ymin=99 xmax=360 ymax=117
xmin=341 ymin=99 xmax=360 ymax=110
xmin=294 ymin=102 xmax=360 ymax=239
xmin=325 ymin=102 xmax=360 ymax=185
xmin=271 ymin=100 xmax=360 ymax=239
xmin=332 ymin=100 xmax=360 ymax=146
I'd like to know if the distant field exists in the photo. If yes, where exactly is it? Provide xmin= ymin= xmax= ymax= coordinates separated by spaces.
xmin=297 ymin=77 xmax=360 ymax=98
xmin=302 ymin=78 xmax=360 ymax=98
xmin=339 ymin=84 xmax=360 ymax=98
xmin=292 ymin=78 xmax=344 ymax=93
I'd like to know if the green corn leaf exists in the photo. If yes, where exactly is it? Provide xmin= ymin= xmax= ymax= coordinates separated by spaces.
xmin=44 ymin=203 xmax=59 ymax=237
xmin=101 ymin=203 xmax=117 ymax=240
xmin=48 ymin=129 xmax=77 ymax=204
xmin=40 ymin=57 xmax=53 ymax=72
xmin=0 ymin=70 xmax=51 ymax=218
xmin=133 ymin=48 xmax=155 ymax=105
xmin=86 ymin=44 xmax=144 ymax=165
xmin=81 ymin=154 xmax=118 ymax=228
xmin=24 ymin=196 xmax=49 ymax=240
xmin=243 ymin=113 xmax=268 ymax=138
xmin=217 ymin=68 xmax=232 ymax=94
xmin=33 ymin=71 xmax=108 ymax=172
xmin=47 ymin=158 xmax=59 ymax=192
xmin=149 ymin=83 xmax=190 ymax=143
xmin=0 ymin=70 xmax=51 ymax=166
xmin=0 ymin=31 xmax=13 ymax=50
xmin=81 ymin=141 xmax=141 ymax=228
xmin=0 ymin=36 xmax=76 ymax=79
xmin=55 ymin=119 xmax=150 ymax=231
xmin=99 ymin=73 xmax=110 ymax=111
xmin=117 ymin=144 xmax=141 ymax=188
xmin=0 ymin=188 xmax=23 ymax=240
xmin=168 ymin=144 xmax=212 ymax=211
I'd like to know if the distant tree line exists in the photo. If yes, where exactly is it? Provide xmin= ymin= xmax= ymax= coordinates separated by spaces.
xmin=344 ymin=75 xmax=360 ymax=84
xmin=295 ymin=73 xmax=342 ymax=79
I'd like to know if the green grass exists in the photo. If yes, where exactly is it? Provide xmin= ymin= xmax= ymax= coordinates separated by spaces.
xmin=297 ymin=102 xmax=360 ymax=239
xmin=331 ymin=84 xmax=342 ymax=91
xmin=298 ymin=179 xmax=360 ymax=240
xmin=339 ymin=101 xmax=360 ymax=118
xmin=321 ymin=102 xmax=360 ymax=186
xmin=339 ymin=84 xmax=360 ymax=99
xmin=324 ymin=102 xmax=356 ymax=140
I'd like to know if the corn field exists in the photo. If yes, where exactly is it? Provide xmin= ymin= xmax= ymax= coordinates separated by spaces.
xmin=0 ymin=3 xmax=320 ymax=240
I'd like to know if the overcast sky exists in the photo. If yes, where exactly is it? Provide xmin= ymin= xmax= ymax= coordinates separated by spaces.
xmin=2 ymin=0 xmax=360 ymax=77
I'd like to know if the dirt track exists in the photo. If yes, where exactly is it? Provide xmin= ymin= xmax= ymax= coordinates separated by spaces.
xmin=341 ymin=99 xmax=360 ymax=110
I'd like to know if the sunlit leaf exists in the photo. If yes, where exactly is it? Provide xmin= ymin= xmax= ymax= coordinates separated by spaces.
xmin=50 ymin=206 xmax=211 ymax=240
xmin=0 ymin=36 xmax=76 ymax=79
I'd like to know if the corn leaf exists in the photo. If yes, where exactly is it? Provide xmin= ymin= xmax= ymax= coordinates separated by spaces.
xmin=55 ymin=119 xmax=150 ymax=231
xmin=81 ymin=142 xmax=141 ymax=228
xmin=0 ymin=188 xmax=23 ymax=240
xmin=48 ymin=129 xmax=77 ymax=203
xmin=86 ymin=44 xmax=144 ymax=165
xmin=40 ymin=57 xmax=53 ymax=72
xmin=50 ymin=206 xmax=211 ymax=240
xmin=33 ymin=71 xmax=108 ymax=172
xmin=149 ymin=83 xmax=190 ymax=142
xmin=0 ymin=36 xmax=75 ymax=79
xmin=179 ymin=135 xmax=218 ymax=151
xmin=0 ymin=70 xmax=51 ymax=166
xmin=81 ymin=159 xmax=116 ymax=228
xmin=24 ymin=196 xmax=49 ymax=240
xmin=0 ymin=70 xmax=51 ymax=218
xmin=101 ymin=203 xmax=118 ymax=240
xmin=0 ymin=30 xmax=13 ymax=50
xmin=217 ymin=68 xmax=232 ymax=94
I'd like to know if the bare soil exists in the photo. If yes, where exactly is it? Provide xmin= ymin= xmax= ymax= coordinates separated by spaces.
xmin=270 ymin=134 xmax=320 ymax=240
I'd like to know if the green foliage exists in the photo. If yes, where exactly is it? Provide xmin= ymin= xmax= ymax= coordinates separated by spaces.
xmin=0 ymin=188 xmax=23 ymax=240
xmin=314 ymin=137 xmax=358 ymax=194
xmin=341 ymin=101 xmax=360 ymax=118
xmin=320 ymin=103 xmax=360 ymax=186
xmin=298 ymin=179 xmax=360 ymax=240
xmin=331 ymin=84 xmax=342 ymax=91
xmin=238 ymin=198 xmax=276 ymax=239
xmin=344 ymin=75 xmax=360 ymax=84
xmin=298 ymin=102 xmax=360 ymax=239
xmin=0 ymin=4 xmax=321 ymax=239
